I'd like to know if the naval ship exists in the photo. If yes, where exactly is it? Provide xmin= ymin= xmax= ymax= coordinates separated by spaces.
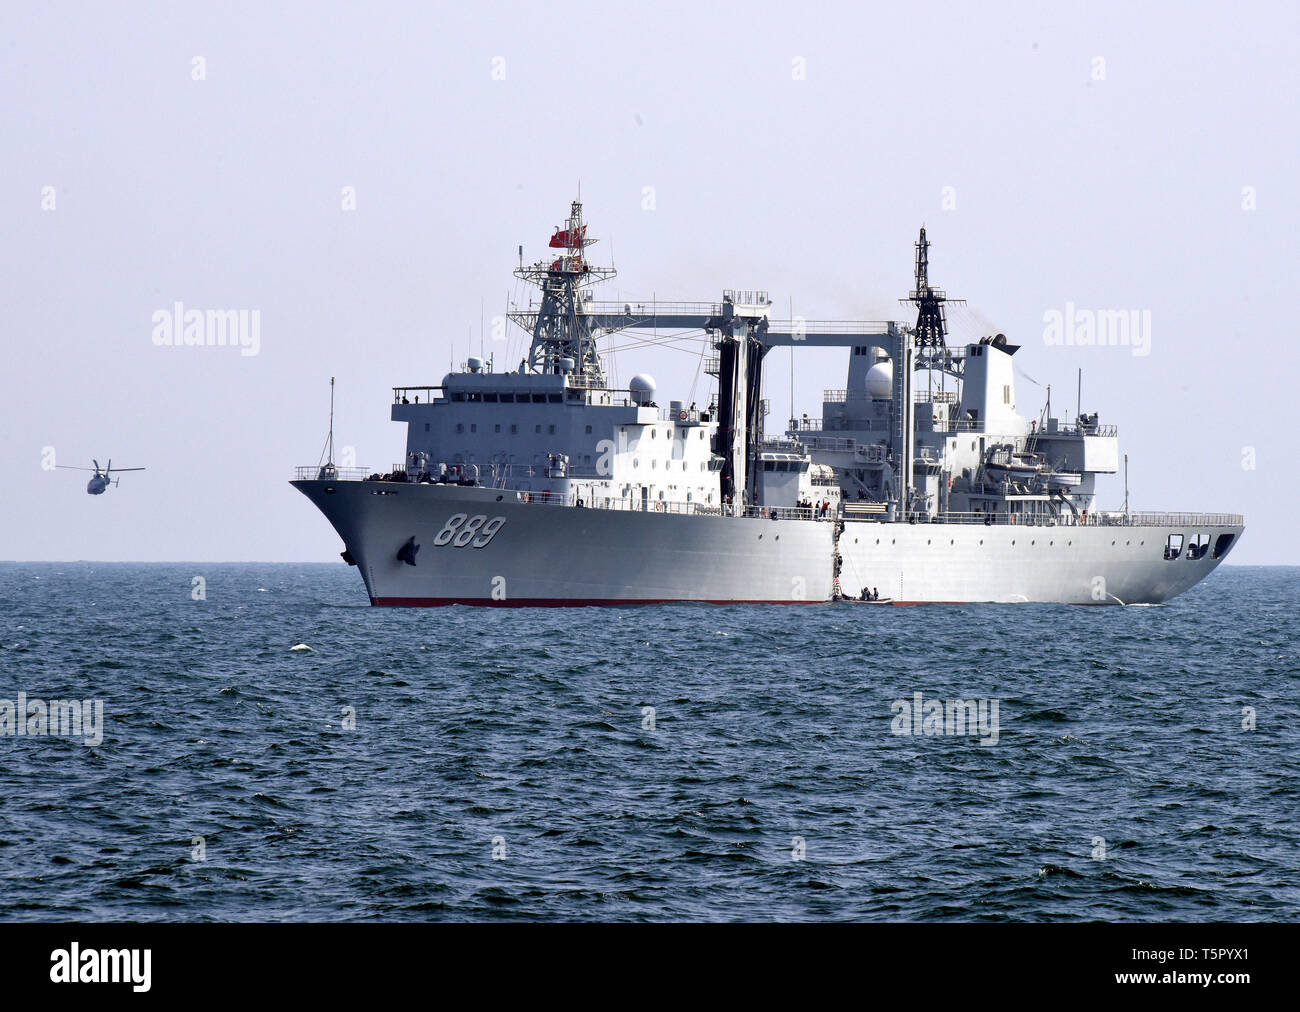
xmin=292 ymin=200 xmax=1243 ymax=605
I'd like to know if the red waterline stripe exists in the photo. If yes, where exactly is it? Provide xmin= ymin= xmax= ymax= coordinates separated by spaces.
xmin=370 ymin=597 xmax=820 ymax=607
xmin=371 ymin=597 xmax=1119 ymax=607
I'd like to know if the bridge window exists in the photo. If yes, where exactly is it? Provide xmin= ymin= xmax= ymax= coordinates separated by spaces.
xmin=585 ymin=425 xmax=593 ymax=434
xmin=494 ymin=424 xmax=501 ymax=433
xmin=1212 ymin=533 xmax=1236 ymax=559
xmin=1163 ymin=533 xmax=1184 ymax=560
xmin=456 ymin=423 xmax=464 ymax=434
xmin=535 ymin=425 xmax=541 ymax=434
xmin=1187 ymin=534 xmax=1211 ymax=559
xmin=548 ymin=424 xmax=556 ymax=434
xmin=510 ymin=424 xmax=518 ymax=434
xmin=470 ymin=424 xmax=477 ymax=433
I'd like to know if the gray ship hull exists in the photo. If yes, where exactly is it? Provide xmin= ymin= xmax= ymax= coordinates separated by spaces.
xmin=293 ymin=480 xmax=1242 ymax=606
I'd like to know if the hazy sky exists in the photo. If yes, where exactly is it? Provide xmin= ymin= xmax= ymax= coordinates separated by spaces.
xmin=2 ymin=1 xmax=1295 ymax=563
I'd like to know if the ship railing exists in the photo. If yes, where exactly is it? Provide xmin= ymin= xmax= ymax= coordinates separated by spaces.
xmin=658 ymin=406 xmax=706 ymax=423
xmin=768 ymin=320 xmax=893 ymax=335
xmin=392 ymin=386 xmax=443 ymax=403
xmin=292 ymin=466 xmax=374 ymax=481
xmin=1032 ymin=422 xmax=1119 ymax=438
xmin=1115 ymin=511 xmax=1243 ymax=527
xmin=583 ymin=299 xmax=720 ymax=318
xmin=873 ymin=510 xmax=1245 ymax=528
xmin=501 ymin=490 xmax=825 ymax=521
xmin=797 ymin=436 xmax=859 ymax=453
xmin=760 ymin=438 xmax=806 ymax=454
xmin=290 ymin=467 xmax=1243 ymax=529
xmin=563 ymin=374 xmax=608 ymax=390
xmin=822 ymin=389 xmax=954 ymax=404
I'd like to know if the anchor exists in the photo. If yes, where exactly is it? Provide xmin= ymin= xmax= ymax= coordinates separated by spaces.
xmin=396 ymin=536 xmax=420 ymax=566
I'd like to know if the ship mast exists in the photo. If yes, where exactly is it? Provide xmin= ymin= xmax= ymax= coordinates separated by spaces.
xmin=910 ymin=226 xmax=948 ymax=351
xmin=513 ymin=200 xmax=616 ymax=384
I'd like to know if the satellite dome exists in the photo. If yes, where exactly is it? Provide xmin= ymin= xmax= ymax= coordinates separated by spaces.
xmin=629 ymin=373 xmax=657 ymax=405
xmin=865 ymin=361 xmax=893 ymax=399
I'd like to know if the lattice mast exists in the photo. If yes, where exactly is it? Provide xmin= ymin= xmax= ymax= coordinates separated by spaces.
xmin=909 ymin=226 xmax=948 ymax=350
xmin=514 ymin=200 xmax=616 ymax=383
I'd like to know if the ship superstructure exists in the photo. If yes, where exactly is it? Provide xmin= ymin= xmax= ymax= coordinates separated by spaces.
xmin=292 ymin=200 xmax=1242 ymax=605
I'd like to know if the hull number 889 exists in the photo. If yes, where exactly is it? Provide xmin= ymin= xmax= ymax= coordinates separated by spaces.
xmin=433 ymin=514 xmax=506 ymax=548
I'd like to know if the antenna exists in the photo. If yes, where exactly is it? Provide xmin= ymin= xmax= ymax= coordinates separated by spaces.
xmin=1123 ymin=453 xmax=1129 ymax=518
xmin=327 ymin=377 xmax=335 ymax=465
xmin=789 ymin=296 xmax=794 ymax=428
xmin=909 ymin=226 xmax=948 ymax=349
xmin=1077 ymin=367 xmax=1082 ymax=421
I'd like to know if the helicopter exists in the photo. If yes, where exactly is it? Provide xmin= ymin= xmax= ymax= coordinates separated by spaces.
xmin=57 ymin=459 xmax=146 ymax=495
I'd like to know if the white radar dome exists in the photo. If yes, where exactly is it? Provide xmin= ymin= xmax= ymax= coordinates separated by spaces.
xmin=629 ymin=373 xmax=657 ymax=404
xmin=865 ymin=361 xmax=893 ymax=399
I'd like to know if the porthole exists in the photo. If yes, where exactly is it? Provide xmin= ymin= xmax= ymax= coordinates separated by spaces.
xmin=979 ymin=539 xmax=983 ymax=545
